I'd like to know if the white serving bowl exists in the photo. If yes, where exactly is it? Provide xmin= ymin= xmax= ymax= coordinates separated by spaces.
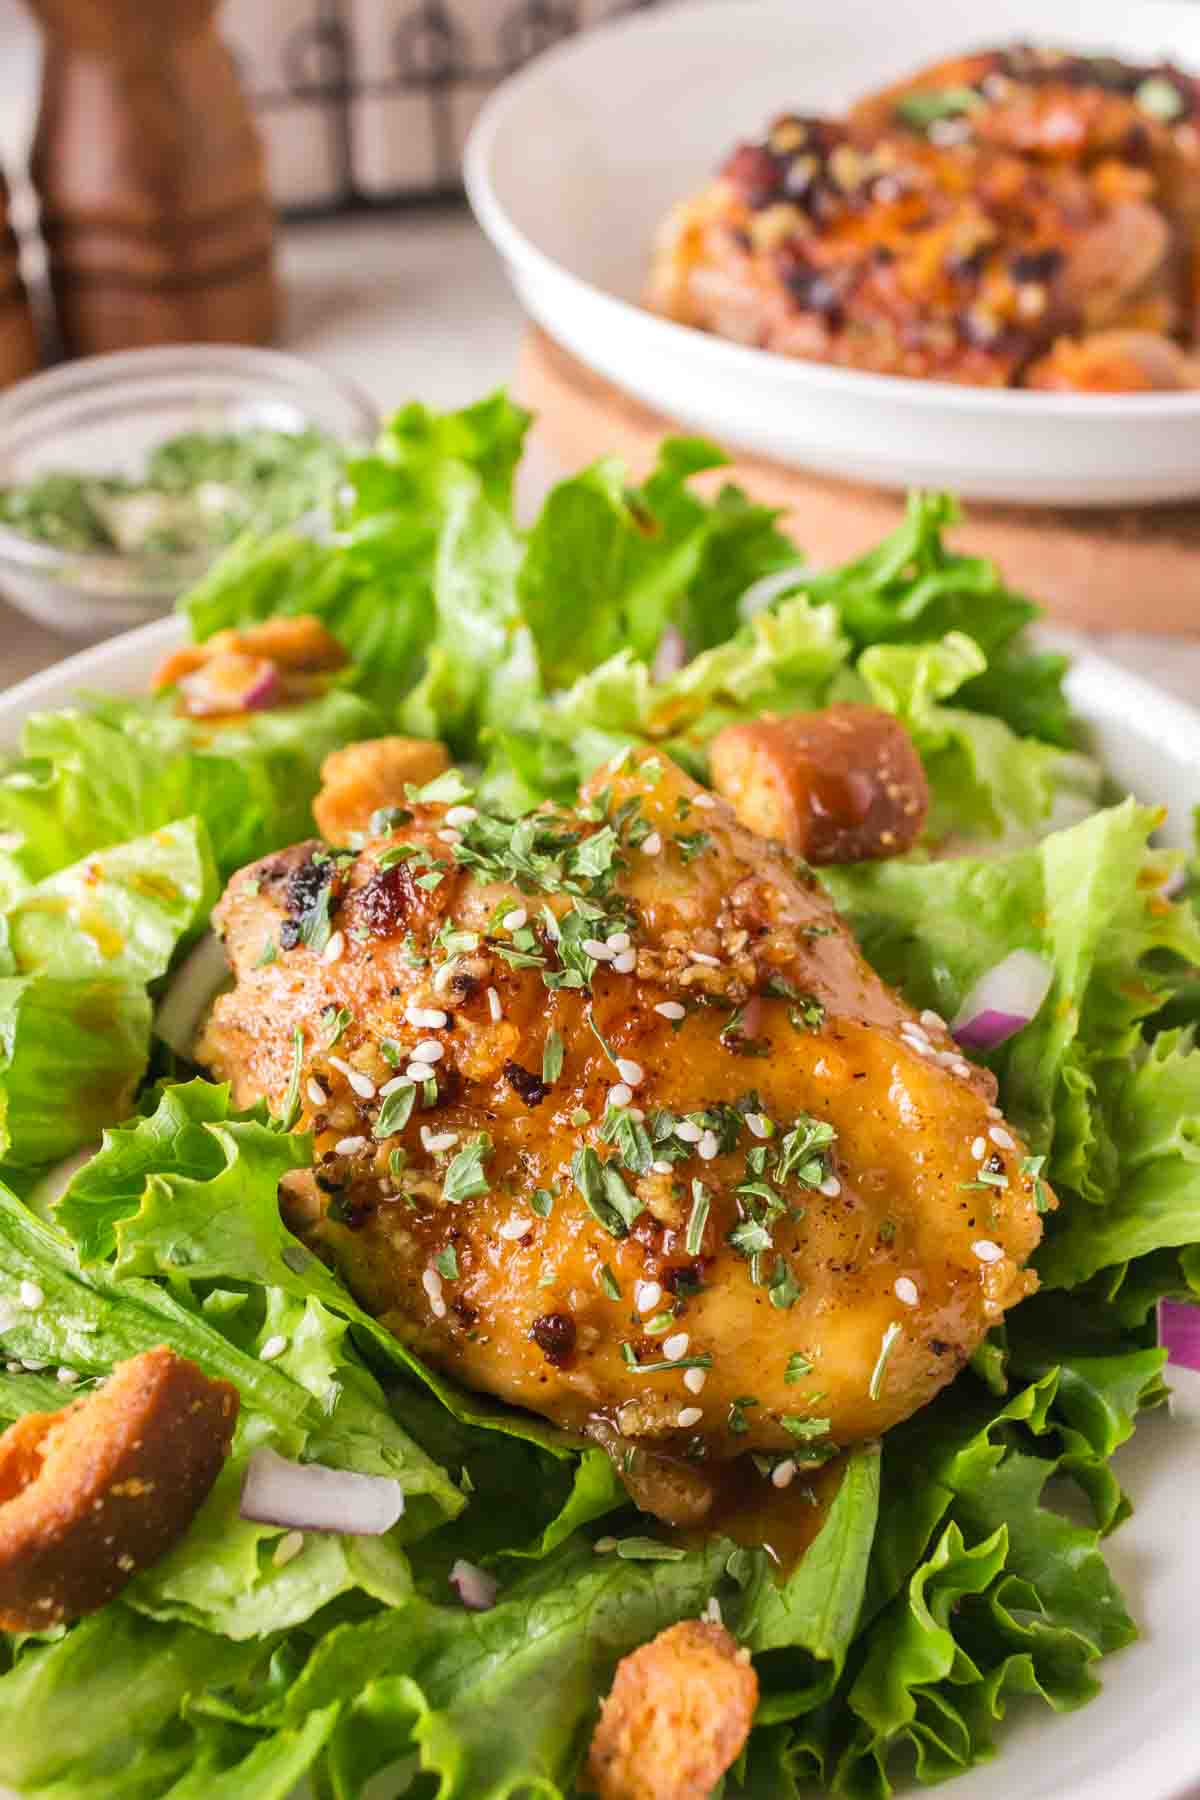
xmin=466 ymin=0 xmax=1200 ymax=506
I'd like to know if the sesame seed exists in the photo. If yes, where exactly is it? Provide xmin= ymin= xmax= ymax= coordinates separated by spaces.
xmin=421 ymin=1127 xmax=459 ymax=1153
xmin=951 ymin=1061 xmax=971 ymax=1079
xmin=674 ymin=1120 xmax=702 ymax=1143
xmin=406 ymin=1005 xmax=449 ymax=1029
xmin=594 ymin=1536 xmax=618 ymax=1553
xmin=677 ymin=1406 xmax=703 ymax=1428
xmin=903 ymin=1035 xmax=934 ymax=1058
xmin=421 ymin=1267 xmax=447 ymax=1318
xmin=986 ymin=1104 xmax=1003 ymax=1120
xmin=444 ymin=805 xmax=478 ymax=828
xmin=642 ymin=832 xmax=663 ymax=855
xmin=437 ymin=828 xmax=463 ymax=846
xmin=702 ymin=1596 xmax=723 ymax=1624
xmin=334 ymin=1135 xmax=367 ymax=1154
xmin=498 ymin=1216 xmax=530 ymax=1240
xmin=609 ymin=1083 xmax=634 ymax=1109
xmin=689 ymin=950 xmax=721 ymax=967
xmin=260 ymin=1334 xmax=289 ymax=1362
xmin=502 ymin=908 xmax=528 ymax=931
xmin=306 ymin=1078 xmax=328 ymax=1108
xmin=698 ymin=1130 xmax=719 ymax=1161
xmin=920 ymin=1009 xmax=945 ymax=1032
xmin=19 ymin=1281 xmax=44 ymax=1311
xmin=989 ymin=1125 xmax=1015 ymax=1150
xmin=56 ymin=1367 xmax=80 ymax=1386
xmin=971 ymin=1136 xmax=987 ymax=1161
xmin=348 ymin=1070 xmax=376 ymax=1099
xmin=606 ymin=931 xmax=632 ymax=952
xmin=413 ymin=1039 xmax=445 ymax=1063
xmin=972 ymin=1239 xmax=1004 ymax=1264
xmin=745 ymin=1113 xmax=771 ymax=1139
xmin=662 ymin=1331 xmax=690 ymax=1361
xmin=405 ymin=1063 xmax=437 ymax=1084
xmin=582 ymin=938 xmax=614 ymax=961
xmin=771 ymin=1459 xmax=797 ymax=1489
xmin=486 ymin=986 xmax=502 ymax=1022
xmin=615 ymin=1058 xmax=644 ymax=1087
xmin=820 ymin=1175 xmax=842 ymax=1197
xmin=379 ymin=1074 xmax=413 ymax=1097
xmin=655 ymin=1001 xmax=686 ymax=1021
xmin=894 ymin=1276 xmax=919 ymax=1307
xmin=692 ymin=793 xmax=716 ymax=809
xmin=651 ymin=1159 xmax=674 ymax=1175
xmin=636 ymin=1281 xmax=663 ymax=1314
xmin=629 ymin=1107 xmax=645 ymax=1122
xmin=273 ymin=1530 xmax=305 ymax=1568
xmin=683 ymin=1367 xmax=707 ymax=1394
xmin=322 ymin=930 xmax=345 ymax=964
xmin=612 ymin=950 xmax=637 ymax=974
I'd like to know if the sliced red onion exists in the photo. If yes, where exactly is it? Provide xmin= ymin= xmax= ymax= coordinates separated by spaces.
xmin=240 ymin=1447 xmax=405 ymax=1536
xmin=178 ymin=655 xmax=281 ymax=717
xmin=449 ymin=1558 xmax=499 ymax=1611
xmin=652 ymin=626 xmax=689 ymax=682
xmin=952 ymin=951 xmax=1053 ymax=1052
xmin=1160 ymin=1300 xmax=1200 ymax=1371
xmin=155 ymin=931 xmax=231 ymax=1058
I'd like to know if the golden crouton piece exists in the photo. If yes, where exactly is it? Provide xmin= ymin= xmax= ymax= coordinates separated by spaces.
xmin=585 ymin=1619 xmax=758 ymax=1800
xmin=313 ymin=735 xmax=451 ymax=841
xmin=0 ymin=1346 xmax=238 ymax=1632
xmin=709 ymin=703 xmax=928 ymax=863
xmin=153 ymin=613 xmax=348 ymax=693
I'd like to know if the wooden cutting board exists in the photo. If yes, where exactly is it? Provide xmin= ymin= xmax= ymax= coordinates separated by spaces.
xmin=519 ymin=328 xmax=1200 ymax=636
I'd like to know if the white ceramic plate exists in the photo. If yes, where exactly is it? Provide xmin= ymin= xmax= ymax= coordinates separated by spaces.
xmin=466 ymin=0 xmax=1200 ymax=506
xmin=1 ymin=621 xmax=1199 ymax=1800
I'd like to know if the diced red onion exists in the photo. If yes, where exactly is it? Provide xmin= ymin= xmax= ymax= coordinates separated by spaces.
xmin=449 ymin=1557 xmax=499 ymax=1611
xmin=952 ymin=951 xmax=1053 ymax=1052
xmin=155 ymin=931 xmax=231 ymax=1058
xmin=178 ymin=655 xmax=281 ymax=717
xmin=240 ymin=1447 xmax=405 ymax=1535
xmin=652 ymin=626 xmax=689 ymax=682
xmin=1160 ymin=1300 xmax=1200 ymax=1371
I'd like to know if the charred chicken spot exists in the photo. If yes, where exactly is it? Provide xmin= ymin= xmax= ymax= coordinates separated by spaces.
xmin=280 ymin=852 xmax=342 ymax=952
xmin=664 ymin=1260 xmax=709 ymax=1299
xmin=355 ymin=861 xmax=419 ymax=937
xmin=504 ymin=1061 xmax=548 ymax=1108
xmin=1009 ymin=247 xmax=1063 ymax=284
xmin=530 ymin=1312 xmax=576 ymax=1367
xmin=984 ymin=1150 xmax=1006 ymax=1177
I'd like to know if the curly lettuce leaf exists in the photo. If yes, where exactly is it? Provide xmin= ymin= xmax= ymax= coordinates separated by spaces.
xmin=0 ymin=687 xmax=378 ymax=901
xmin=0 ymin=820 xmax=216 ymax=1168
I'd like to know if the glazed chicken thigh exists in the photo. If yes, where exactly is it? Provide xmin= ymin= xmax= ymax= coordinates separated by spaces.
xmin=196 ymin=750 xmax=1046 ymax=1520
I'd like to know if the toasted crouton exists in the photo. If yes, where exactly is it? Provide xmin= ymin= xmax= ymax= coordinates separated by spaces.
xmin=0 ymin=1346 xmax=238 ymax=1632
xmin=585 ymin=1619 xmax=758 ymax=1800
xmin=709 ymin=703 xmax=928 ymax=863
xmin=153 ymin=613 xmax=348 ymax=692
xmin=313 ymin=736 xmax=451 ymax=841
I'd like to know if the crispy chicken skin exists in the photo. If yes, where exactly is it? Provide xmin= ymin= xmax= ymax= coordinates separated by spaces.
xmin=312 ymin=737 xmax=451 ymax=843
xmin=196 ymin=749 xmax=1046 ymax=1519
xmin=585 ymin=1620 xmax=758 ymax=1800
xmin=649 ymin=43 xmax=1200 ymax=389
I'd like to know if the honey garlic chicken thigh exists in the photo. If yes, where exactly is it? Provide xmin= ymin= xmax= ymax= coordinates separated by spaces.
xmin=196 ymin=750 xmax=1047 ymax=1520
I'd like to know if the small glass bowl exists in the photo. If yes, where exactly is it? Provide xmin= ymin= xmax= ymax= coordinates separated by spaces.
xmin=0 ymin=345 xmax=378 ymax=638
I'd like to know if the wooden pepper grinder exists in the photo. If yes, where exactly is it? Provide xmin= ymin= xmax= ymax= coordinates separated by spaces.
xmin=0 ymin=172 xmax=39 ymax=386
xmin=25 ymin=0 xmax=279 ymax=356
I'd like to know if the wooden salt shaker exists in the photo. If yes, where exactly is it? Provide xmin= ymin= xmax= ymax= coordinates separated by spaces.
xmin=0 ymin=172 xmax=39 ymax=386
xmin=26 ymin=0 xmax=279 ymax=356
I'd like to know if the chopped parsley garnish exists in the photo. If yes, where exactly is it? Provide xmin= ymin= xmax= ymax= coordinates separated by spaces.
xmin=785 ymin=1351 xmax=814 ymax=1382
xmin=542 ymin=1028 xmax=564 ymax=1085
xmin=321 ymin=1004 xmax=353 ymax=1047
xmin=255 ymin=938 xmax=277 ymax=967
xmin=414 ymin=869 xmax=446 ymax=892
xmin=436 ymin=921 xmax=480 ymax=956
xmin=530 ymin=1187 xmax=555 ymax=1218
xmin=275 ymin=1026 xmax=304 ymax=1133
xmin=599 ymin=1264 xmax=622 ymax=1300
xmin=775 ymin=1114 xmax=836 ymax=1187
xmin=387 ymin=1148 xmax=408 ymax=1181
xmin=375 ymin=843 xmax=422 ymax=871
xmin=405 ymin=769 xmax=474 ymax=805
xmin=780 ymin=1415 xmax=832 ymax=1442
xmin=600 ymin=1105 xmax=654 ymax=1175
xmin=728 ymin=1216 xmax=774 ymax=1257
xmin=369 ymin=805 xmax=414 ymax=834
xmin=443 ymin=1133 xmax=493 ymax=1204
xmin=620 ymin=1347 xmax=714 ymax=1374
xmin=572 ymin=1147 xmax=643 ymax=1238
xmin=435 ymin=1245 xmax=459 ymax=1281
xmin=767 ymin=1257 xmax=803 ymax=1310
xmin=674 ymin=831 xmax=712 ymax=864
xmin=728 ymin=1395 xmax=758 ymax=1434
xmin=373 ymin=1083 xmax=416 ymax=1139
xmin=1021 ymin=1153 xmax=1051 ymax=1213
xmin=869 ymin=1322 xmax=903 ymax=1401
xmin=686 ymin=1181 xmax=710 ymax=1255
xmin=402 ymin=934 xmax=428 ymax=967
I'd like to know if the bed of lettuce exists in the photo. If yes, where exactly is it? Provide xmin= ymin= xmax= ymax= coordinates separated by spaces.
xmin=0 ymin=393 xmax=1197 ymax=1800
